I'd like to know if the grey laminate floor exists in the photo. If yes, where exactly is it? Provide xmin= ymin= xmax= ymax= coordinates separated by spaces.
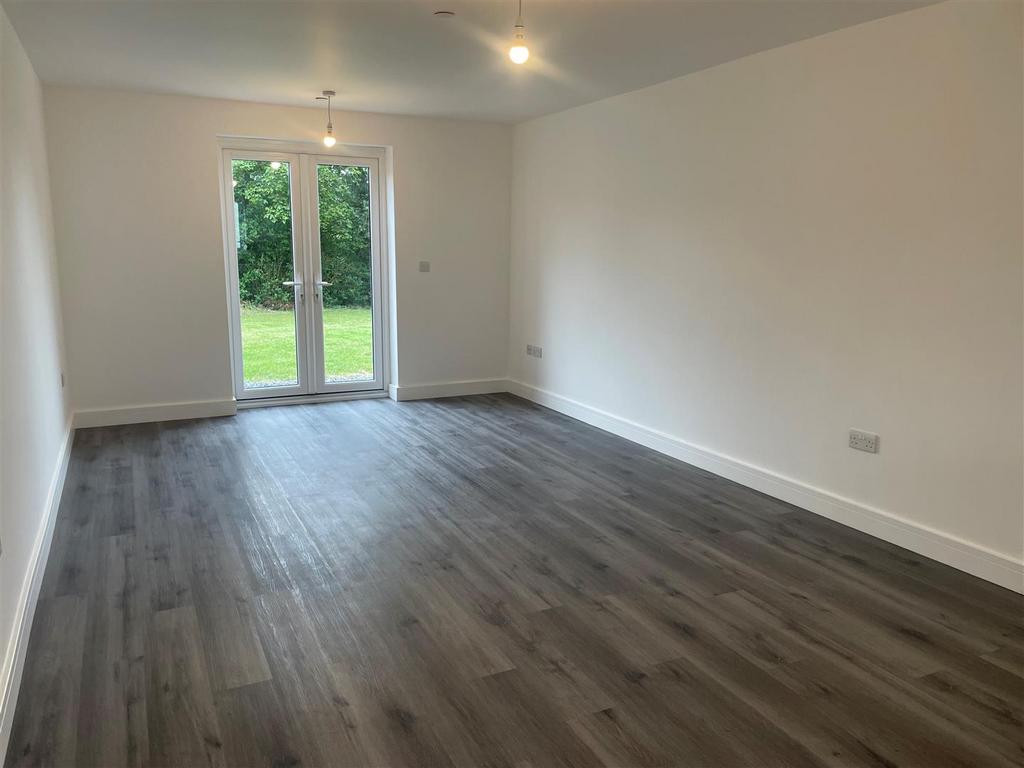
xmin=5 ymin=394 xmax=1023 ymax=767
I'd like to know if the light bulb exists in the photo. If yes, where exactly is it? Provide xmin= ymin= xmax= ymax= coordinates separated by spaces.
xmin=509 ymin=43 xmax=529 ymax=64
xmin=509 ymin=12 xmax=528 ymax=64
xmin=323 ymin=122 xmax=336 ymax=147
xmin=318 ymin=90 xmax=338 ymax=148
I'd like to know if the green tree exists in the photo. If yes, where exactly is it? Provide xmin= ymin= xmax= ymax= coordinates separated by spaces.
xmin=233 ymin=159 xmax=294 ymax=307
xmin=317 ymin=164 xmax=371 ymax=308
xmin=232 ymin=160 xmax=371 ymax=309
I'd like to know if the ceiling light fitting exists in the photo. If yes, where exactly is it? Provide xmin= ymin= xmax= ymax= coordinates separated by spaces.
xmin=316 ymin=89 xmax=337 ymax=147
xmin=509 ymin=0 xmax=529 ymax=64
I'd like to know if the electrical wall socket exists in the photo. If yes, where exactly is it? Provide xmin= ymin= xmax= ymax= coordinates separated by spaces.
xmin=418 ymin=261 xmax=431 ymax=272
xmin=526 ymin=344 xmax=543 ymax=358
xmin=849 ymin=429 xmax=879 ymax=453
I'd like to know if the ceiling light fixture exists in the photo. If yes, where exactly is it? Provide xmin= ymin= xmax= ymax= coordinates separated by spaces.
xmin=509 ymin=0 xmax=529 ymax=64
xmin=316 ymin=89 xmax=337 ymax=147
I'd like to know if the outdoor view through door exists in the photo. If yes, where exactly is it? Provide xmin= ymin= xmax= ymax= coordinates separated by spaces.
xmin=224 ymin=147 xmax=385 ymax=399
xmin=232 ymin=158 xmax=302 ymax=389
xmin=317 ymin=164 xmax=373 ymax=383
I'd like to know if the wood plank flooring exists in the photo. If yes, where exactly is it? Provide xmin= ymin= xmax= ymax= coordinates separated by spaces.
xmin=6 ymin=393 xmax=1023 ymax=767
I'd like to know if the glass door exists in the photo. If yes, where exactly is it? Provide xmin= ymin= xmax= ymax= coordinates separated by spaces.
xmin=225 ymin=152 xmax=309 ymax=398
xmin=307 ymin=156 xmax=384 ymax=393
xmin=223 ymin=147 xmax=385 ymax=400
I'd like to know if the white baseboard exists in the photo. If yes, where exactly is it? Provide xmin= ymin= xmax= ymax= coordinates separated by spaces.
xmin=0 ymin=419 xmax=74 ymax=759
xmin=389 ymin=378 xmax=511 ymax=402
xmin=508 ymin=380 xmax=1024 ymax=594
xmin=73 ymin=398 xmax=237 ymax=428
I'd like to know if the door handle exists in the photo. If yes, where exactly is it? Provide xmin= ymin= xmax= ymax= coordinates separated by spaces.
xmin=314 ymin=280 xmax=332 ymax=301
xmin=282 ymin=280 xmax=304 ymax=301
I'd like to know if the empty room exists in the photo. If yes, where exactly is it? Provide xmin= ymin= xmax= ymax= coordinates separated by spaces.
xmin=1 ymin=0 xmax=1022 ymax=765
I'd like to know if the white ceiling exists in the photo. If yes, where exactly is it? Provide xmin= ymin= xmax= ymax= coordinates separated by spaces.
xmin=3 ymin=0 xmax=931 ymax=123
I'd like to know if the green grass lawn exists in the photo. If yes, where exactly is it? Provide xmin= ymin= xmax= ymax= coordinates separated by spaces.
xmin=241 ymin=305 xmax=373 ymax=387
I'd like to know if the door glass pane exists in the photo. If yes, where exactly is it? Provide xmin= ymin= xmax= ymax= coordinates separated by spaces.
xmin=232 ymin=159 xmax=300 ymax=390
xmin=317 ymin=164 xmax=374 ymax=383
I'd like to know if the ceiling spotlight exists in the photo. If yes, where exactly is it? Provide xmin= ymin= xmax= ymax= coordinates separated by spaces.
xmin=509 ymin=0 xmax=529 ymax=64
xmin=316 ymin=89 xmax=337 ymax=147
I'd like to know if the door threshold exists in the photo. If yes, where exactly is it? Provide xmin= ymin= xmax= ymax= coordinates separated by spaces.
xmin=237 ymin=390 xmax=389 ymax=410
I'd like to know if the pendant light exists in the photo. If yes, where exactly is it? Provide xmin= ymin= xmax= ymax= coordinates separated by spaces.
xmin=316 ymin=90 xmax=337 ymax=147
xmin=509 ymin=0 xmax=529 ymax=64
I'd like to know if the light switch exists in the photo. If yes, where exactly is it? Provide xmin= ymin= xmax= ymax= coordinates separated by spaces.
xmin=419 ymin=261 xmax=431 ymax=272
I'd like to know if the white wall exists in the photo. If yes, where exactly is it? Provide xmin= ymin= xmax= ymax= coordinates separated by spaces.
xmin=43 ymin=87 xmax=511 ymax=415
xmin=510 ymin=1 xmax=1023 ymax=587
xmin=0 ymin=5 xmax=70 ymax=753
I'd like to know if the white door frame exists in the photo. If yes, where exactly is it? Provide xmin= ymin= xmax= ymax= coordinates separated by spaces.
xmin=218 ymin=138 xmax=391 ymax=401
xmin=303 ymin=153 xmax=386 ymax=394
xmin=220 ymin=148 xmax=310 ymax=399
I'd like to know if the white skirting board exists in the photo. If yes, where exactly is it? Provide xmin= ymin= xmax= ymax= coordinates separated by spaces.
xmin=73 ymin=398 xmax=237 ymax=428
xmin=0 ymin=421 xmax=74 ymax=759
xmin=507 ymin=380 xmax=1024 ymax=594
xmin=389 ymin=378 xmax=511 ymax=402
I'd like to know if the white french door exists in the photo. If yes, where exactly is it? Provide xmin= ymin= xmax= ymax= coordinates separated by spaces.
xmin=222 ymin=147 xmax=386 ymax=400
